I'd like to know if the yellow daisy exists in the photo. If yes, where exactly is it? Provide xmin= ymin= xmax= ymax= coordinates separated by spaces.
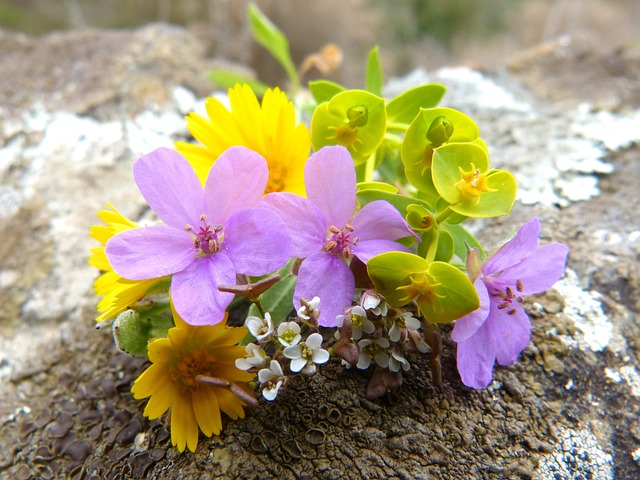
xmin=89 ymin=204 xmax=167 ymax=322
xmin=176 ymin=84 xmax=311 ymax=195
xmin=131 ymin=301 xmax=256 ymax=453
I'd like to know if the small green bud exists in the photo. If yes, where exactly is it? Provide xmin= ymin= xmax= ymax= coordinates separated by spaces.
xmin=426 ymin=115 xmax=454 ymax=148
xmin=405 ymin=204 xmax=435 ymax=232
xmin=112 ymin=306 xmax=174 ymax=357
xmin=346 ymin=105 xmax=369 ymax=128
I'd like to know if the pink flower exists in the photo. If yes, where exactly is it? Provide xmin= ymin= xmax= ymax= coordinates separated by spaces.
xmin=262 ymin=146 xmax=416 ymax=327
xmin=451 ymin=217 xmax=569 ymax=389
xmin=105 ymin=147 xmax=291 ymax=325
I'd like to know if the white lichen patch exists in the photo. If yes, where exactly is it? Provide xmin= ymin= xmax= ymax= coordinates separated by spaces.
xmin=535 ymin=425 xmax=614 ymax=480
xmin=554 ymin=269 xmax=613 ymax=352
xmin=384 ymin=67 xmax=640 ymax=207
xmin=604 ymin=366 xmax=640 ymax=398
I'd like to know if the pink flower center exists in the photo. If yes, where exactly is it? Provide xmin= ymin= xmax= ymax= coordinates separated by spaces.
xmin=185 ymin=214 xmax=224 ymax=257
xmin=324 ymin=224 xmax=359 ymax=261
xmin=486 ymin=277 xmax=525 ymax=316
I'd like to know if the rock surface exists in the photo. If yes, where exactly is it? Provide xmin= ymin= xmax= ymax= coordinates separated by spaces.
xmin=1 ymin=26 xmax=639 ymax=479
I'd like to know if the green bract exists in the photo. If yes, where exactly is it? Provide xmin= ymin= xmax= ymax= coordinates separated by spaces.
xmin=386 ymin=84 xmax=446 ymax=124
xmin=401 ymin=107 xmax=481 ymax=194
xmin=367 ymin=252 xmax=479 ymax=323
xmin=311 ymin=90 xmax=386 ymax=165
xmin=431 ymin=143 xmax=517 ymax=217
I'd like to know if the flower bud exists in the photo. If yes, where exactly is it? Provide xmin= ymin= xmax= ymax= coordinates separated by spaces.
xmin=426 ymin=115 xmax=454 ymax=148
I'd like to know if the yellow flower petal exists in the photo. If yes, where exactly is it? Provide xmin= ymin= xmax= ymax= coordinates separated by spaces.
xmin=171 ymin=389 xmax=199 ymax=453
xmin=191 ymin=386 xmax=222 ymax=437
xmin=215 ymin=387 xmax=246 ymax=420
xmin=177 ymin=84 xmax=311 ymax=195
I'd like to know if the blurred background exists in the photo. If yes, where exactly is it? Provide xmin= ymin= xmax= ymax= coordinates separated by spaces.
xmin=1 ymin=0 xmax=639 ymax=87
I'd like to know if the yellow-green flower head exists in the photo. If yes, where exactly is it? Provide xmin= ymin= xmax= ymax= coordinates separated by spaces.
xmin=131 ymin=301 xmax=255 ymax=453
xmin=89 ymin=204 xmax=167 ymax=322
xmin=176 ymin=84 xmax=311 ymax=195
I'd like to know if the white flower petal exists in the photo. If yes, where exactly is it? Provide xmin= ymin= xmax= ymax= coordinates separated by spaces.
xmin=290 ymin=357 xmax=308 ymax=373
xmin=374 ymin=352 xmax=390 ymax=368
xmin=306 ymin=333 xmax=324 ymax=349
xmin=258 ymin=368 xmax=275 ymax=383
xmin=283 ymin=345 xmax=302 ymax=360
xmin=357 ymin=354 xmax=372 ymax=370
xmin=312 ymin=348 xmax=330 ymax=365
xmin=270 ymin=360 xmax=284 ymax=377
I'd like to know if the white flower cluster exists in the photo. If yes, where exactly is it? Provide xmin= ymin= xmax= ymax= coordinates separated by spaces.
xmin=235 ymin=297 xmax=329 ymax=401
xmin=335 ymin=290 xmax=429 ymax=373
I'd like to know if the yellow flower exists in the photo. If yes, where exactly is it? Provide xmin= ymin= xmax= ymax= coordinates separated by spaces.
xmin=131 ymin=301 xmax=255 ymax=453
xmin=89 ymin=204 xmax=167 ymax=322
xmin=176 ymin=84 xmax=311 ymax=195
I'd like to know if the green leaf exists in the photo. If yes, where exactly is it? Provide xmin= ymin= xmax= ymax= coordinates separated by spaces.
xmin=309 ymin=80 xmax=345 ymax=104
xmin=356 ymin=181 xmax=398 ymax=194
xmin=365 ymin=46 xmax=383 ymax=96
xmin=441 ymin=222 xmax=485 ymax=260
xmin=209 ymin=69 xmax=269 ymax=96
xmin=247 ymin=274 xmax=296 ymax=329
xmin=311 ymin=89 xmax=386 ymax=165
xmin=248 ymin=3 xmax=299 ymax=90
xmin=386 ymin=84 xmax=446 ymax=124
xmin=367 ymin=252 xmax=479 ymax=323
xmin=401 ymin=107 xmax=480 ymax=192
xmin=432 ymin=143 xmax=516 ymax=217
xmin=367 ymin=251 xmax=429 ymax=306
xmin=112 ymin=307 xmax=173 ymax=357
xmin=431 ymin=143 xmax=489 ymax=204
xmin=357 ymin=189 xmax=434 ymax=218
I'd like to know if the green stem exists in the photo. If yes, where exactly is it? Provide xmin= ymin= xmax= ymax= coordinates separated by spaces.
xmin=424 ymin=226 xmax=440 ymax=263
xmin=435 ymin=207 xmax=454 ymax=224
xmin=421 ymin=318 xmax=442 ymax=387
xmin=364 ymin=151 xmax=377 ymax=183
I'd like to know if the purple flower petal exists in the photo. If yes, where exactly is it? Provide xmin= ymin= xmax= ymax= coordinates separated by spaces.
xmin=204 ymin=147 xmax=269 ymax=225
xmin=294 ymin=252 xmax=355 ymax=327
xmin=451 ymin=278 xmax=491 ymax=342
xmin=483 ymin=217 xmax=541 ymax=275
xmin=488 ymin=303 xmax=531 ymax=366
xmin=261 ymin=192 xmax=327 ymax=258
xmin=105 ymin=225 xmax=195 ymax=280
xmin=497 ymin=243 xmax=569 ymax=295
xmin=133 ymin=148 xmax=205 ymax=229
xmin=304 ymin=146 xmax=356 ymax=228
xmin=455 ymin=321 xmax=497 ymax=389
xmin=351 ymin=200 xmax=417 ymax=241
xmin=170 ymin=255 xmax=236 ymax=326
xmin=222 ymin=207 xmax=292 ymax=275
xmin=352 ymin=239 xmax=409 ymax=263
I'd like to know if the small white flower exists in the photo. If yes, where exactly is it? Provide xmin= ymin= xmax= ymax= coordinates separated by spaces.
xmin=235 ymin=343 xmax=269 ymax=371
xmin=258 ymin=360 xmax=286 ymax=401
xmin=362 ymin=290 xmax=387 ymax=316
xmin=283 ymin=332 xmax=330 ymax=375
xmin=245 ymin=313 xmax=274 ymax=342
xmin=336 ymin=305 xmax=375 ymax=340
xmin=389 ymin=347 xmax=410 ymax=372
xmin=356 ymin=338 xmax=390 ymax=369
xmin=277 ymin=321 xmax=302 ymax=347
xmin=387 ymin=309 xmax=421 ymax=343
xmin=297 ymin=296 xmax=320 ymax=322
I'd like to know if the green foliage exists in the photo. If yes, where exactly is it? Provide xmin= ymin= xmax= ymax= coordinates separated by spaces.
xmin=367 ymin=252 xmax=479 ymax=323
xmin=112 ymin=306 xmax=173 ymax=357
xmin=311 ymin=89 xmax=386 ymax=165
xmin=209 ymin=70 xmax=269 ymax=96
xmin=365 ymin=46 xmax=384 ymax=96
xmin=247 ymin=3 xmax=300 ymax=91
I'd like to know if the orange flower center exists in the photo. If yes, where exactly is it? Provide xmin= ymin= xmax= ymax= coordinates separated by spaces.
xmin=172 ymin=348 xmax=217 ymax=389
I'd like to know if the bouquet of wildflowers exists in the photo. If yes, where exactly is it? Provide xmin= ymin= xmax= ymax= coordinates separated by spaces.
xmin=89 ymin=5 xmax=569 ymax=453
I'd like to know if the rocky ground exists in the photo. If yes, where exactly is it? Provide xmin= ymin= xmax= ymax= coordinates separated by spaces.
xmin=0 ymin=25 xmax=638 ymax=479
